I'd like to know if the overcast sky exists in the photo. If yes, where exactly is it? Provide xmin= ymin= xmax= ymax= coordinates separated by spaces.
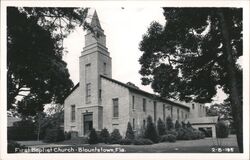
xmin=62 ymin=7 xmax=227 ymax=104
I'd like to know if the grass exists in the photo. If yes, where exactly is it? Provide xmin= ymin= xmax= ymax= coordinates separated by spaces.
xmin=15 ymin=135 xmax=239 ymax=153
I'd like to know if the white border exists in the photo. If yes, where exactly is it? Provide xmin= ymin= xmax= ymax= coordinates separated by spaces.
xmin=1 ymin=1 xmax=249 ymax=160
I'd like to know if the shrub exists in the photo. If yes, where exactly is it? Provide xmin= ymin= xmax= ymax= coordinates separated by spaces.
xmin=119 ymin=138 xmax=133 ymax=145
xmin=8 ymin=141 xmax=26 ymax=153
xmin=165 ymin=130 xmax=178 ymax=137
xmin=166 ymin=117 xmax=174 ymax=131
xmin=176 ymin=128 xmax=193 ymax=140
xmin=64 ymin=131 xmax=71 ymax=140
xmin=71 ymin=131 xmax=79 ymax=138
xmin=125 ymin=122 xmax=135 ymax=140
xmin=99 ymin=128 xmax=110 ymax=144
xmin=144 ymin=115 xmax=159 ymax=143
xmin=133 ymin=138 xmax=153 ymax=145
xmin=175 ymin=120 xmax=181 ymax=130
xmin=181 ymin=121 xmax=187 ymax=129
xmin=110 ymin=129 xmax=122 ymax=144
xmin=187 ymin=121 xmax=192 ymax=128
xmin=8 ymin=120 xmax=37 ymax=141
xmin=88 ymin=128 xmax=99 ymax=144
xmin=160 ymin=134 xmax=176 ymax=143
xmin=43 ymin=128 xmax=65 ymax=143
xmin=216 ymin=121 xmax=229 ymax=138
xmin=157 ymin=118 xmax=166 ymax=136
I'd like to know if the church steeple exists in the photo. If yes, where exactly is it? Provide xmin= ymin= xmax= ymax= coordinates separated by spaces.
xmin=79 ymin=9 xmax=112 ymax=107
xmin=84 ymin=10 xmax=106 ymax=48
xmin=91 ymin=10 xmax=102 ymax=29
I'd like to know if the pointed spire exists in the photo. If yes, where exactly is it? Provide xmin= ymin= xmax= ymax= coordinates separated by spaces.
xmin=91 ymin=10 xmax=102 ymax=29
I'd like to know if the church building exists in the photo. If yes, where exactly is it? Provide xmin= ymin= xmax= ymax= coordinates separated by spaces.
xmin=64 ymin=10 xmax=216 ymax=138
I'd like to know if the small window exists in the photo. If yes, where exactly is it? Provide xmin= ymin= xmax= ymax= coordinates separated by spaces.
xmin=185 ymin=114 xmax=188 ymax=119
xmin=163 ymin=104 xmax=166 ymax=121
xmin=181 ymin=111 xmax=184 ymax=119
xmin=85 ymin=63 xmax=91 ymax=81
xmin=192 ymin=104 xmax=195 ymax=109
xmin=103 ymin=62 xmax=107 ymax=75
xmin=170 ymin=106 xmax=173 ymax=118
xmin=86 ymin=83 xmax=91 ymax=103
xmin=132 ymin=96 xmax=135 ymax=110
xmin=143 ymin=119 xmax=146 ymax=129
xmin=154 ymin=101 xmax=157 ymax=122
xmin=177 ymin=108 xmax=180 ymax=120
xmin=99 ymin=89 xmax=102 ymax=101
xmin=143 ymin=98 xmax=146 ymax=112
xmin=133 ymin=118 xmax=135 ymax=130
xmin=71 ymin=105 xmax=76 ymax=121
xmin=113 ymin=98 xmax=119 ymax=118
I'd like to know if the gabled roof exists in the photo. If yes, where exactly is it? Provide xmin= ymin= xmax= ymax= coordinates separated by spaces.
xmin=63 ymin=83 xmax=79 ymax=101
xmin=100 ymin=75 xmax=190 ymax=110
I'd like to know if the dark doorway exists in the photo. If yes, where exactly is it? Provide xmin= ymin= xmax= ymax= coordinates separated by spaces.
xmin=83 ymin=113 xmax=93 ymax=135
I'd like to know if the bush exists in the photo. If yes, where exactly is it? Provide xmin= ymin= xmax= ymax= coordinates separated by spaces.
xmin=160 ymin=134 xmax=176 ymax=143
xmin=8 ymin=120 xmax=37 ymax=141
xmin=165 ymin=130 xmax=178 ymax=137
xmin=187 ymin=121 xmax=192 ymax=128
xmin=8 ymin=141 xmax=26 ymax=153
xmin=64 ymin=131 xmax=71 ymax=140
xmin=176 ymin=128 xmax=193 ymax=140
xmin=181 ymin=121 xmax=187 ymax=129
xmin=110 ymin=129 xmax=122 ymax=144
xmin=175 ymin=120 xmax=181 ymax=130
xmin=119 ymin=138 xmax=133 ymax=145
xmin=88 ymin=128 xmax=99 ymax=144
xmin=99 ymin=128 xmax=110 ymax=144
xmin=133 ymin=138 xmax=153 ymax=145
xmin=144 ymin=115 xmax=159 ymax=143
xmin=43 ymin=128 xmax=65 ymax=143
xmin=70 ymin=131 xmax=78 ymax=138
xmin=166 ymin=117 xmax=174 ymax=131
xmin=157 ymin=118 xmax=166 ymax=136
xmin=216 ymin=121 xmax=229 ymax=138
xmin=125 ymin=122 xmax=135 ymax=140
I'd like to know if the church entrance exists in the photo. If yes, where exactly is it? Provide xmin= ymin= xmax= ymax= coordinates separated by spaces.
xmin=83 ymin=113 xmax=93 ymax=135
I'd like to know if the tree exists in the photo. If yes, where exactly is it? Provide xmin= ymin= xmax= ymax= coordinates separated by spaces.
xmin=125 ymin=122 xmax=135 ymax=140
xmin=166 ymin=116 xmax=174 ymax=131
xmin=139 ymin=8 xmax=243 ymax=152
xmin=207 ymin=102 xmax=232 ymax=120
xmin=7 ymin=7 xmax=89 ymax=116
xmin=157 ymin=118 xmax=166 ymax=136
xmin=144 ymin=115 xmax=159 ymax=143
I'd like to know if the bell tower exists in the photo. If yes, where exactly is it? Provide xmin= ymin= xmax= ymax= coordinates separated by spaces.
xmin=79 ymin=10 xmax=112 ymax=106
xmin=78 ymin=10 xmax=111 ymax=135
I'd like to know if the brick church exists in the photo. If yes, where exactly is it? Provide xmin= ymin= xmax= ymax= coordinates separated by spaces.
xmin=64 ymin=10 xmax=217 ymax=138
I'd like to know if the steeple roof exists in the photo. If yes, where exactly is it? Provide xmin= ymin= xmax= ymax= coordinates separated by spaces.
xmin=90 ymin=10 xmax=102 ymax=29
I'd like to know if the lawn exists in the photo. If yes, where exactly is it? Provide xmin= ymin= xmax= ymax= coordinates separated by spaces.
xmin=16 ymin=135 xmax=239 ymax=153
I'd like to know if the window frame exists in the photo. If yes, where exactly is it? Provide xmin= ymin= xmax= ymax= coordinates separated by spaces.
xmin=113 ymin=98 xmax=119 ymax=118
xmin=71 ymin=105 xmax=76 ymax=122
xmin=86 ymin=83 xmax=91 ymax=104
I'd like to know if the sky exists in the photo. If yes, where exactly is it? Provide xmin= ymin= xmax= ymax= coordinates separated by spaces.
xmin=62 ymin=7 xmax=227 ymax=105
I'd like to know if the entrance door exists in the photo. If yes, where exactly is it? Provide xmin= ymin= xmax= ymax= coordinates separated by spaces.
xmin=83 ymin=113 xmax=93 ymax=135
